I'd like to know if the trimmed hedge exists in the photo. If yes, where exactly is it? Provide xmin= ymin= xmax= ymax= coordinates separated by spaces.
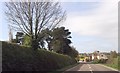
xmin=2 ymin=41 xmax=76 ymax=71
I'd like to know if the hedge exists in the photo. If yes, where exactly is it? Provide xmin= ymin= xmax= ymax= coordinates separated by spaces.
xmin=2 ymin=41 xmax=76 ymax=71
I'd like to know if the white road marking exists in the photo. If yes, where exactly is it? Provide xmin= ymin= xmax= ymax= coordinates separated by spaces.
xmin=90 ymin=70 xmax=93 ymax=73
xmin=66 ymin=64 xmax=79 ymax=71
xmin=88 ymin=64 xmax=93 ymax=73
xmin=88 ymin=64 xmax=91 ymax=68
xmin=78 ymin=64 xmax=85 ymax=71
xmin=89 ymin=66 xmax=91 ymax=68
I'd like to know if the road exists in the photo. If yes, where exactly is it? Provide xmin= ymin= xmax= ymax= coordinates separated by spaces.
xmin=63 ymin=62 xmax=119 ymax=73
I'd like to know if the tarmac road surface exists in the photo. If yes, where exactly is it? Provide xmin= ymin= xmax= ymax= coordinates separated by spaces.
xmin=64 ymin=62 xmax=119 ymax=73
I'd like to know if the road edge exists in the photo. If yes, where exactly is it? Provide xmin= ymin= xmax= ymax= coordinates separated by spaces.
xmin=66 ymin=63 xmax=80 ymax=71
xmin=98 ymin=64 xmax=119 ymax=71
xmin=56 ymin=63 xmax=79 ymax=71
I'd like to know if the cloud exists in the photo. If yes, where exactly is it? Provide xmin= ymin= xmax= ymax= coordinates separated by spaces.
xmin=59 ymin=0 xmax=111 ymax=2
xmin=62 ymin=0 xmax=119 ymax=52
xmin=65 ymin=1 xmax=118 ymax=36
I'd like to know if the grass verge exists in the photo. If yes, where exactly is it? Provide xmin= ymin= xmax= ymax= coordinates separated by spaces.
xmin=103 ymin=64 xmax=118 ymax=70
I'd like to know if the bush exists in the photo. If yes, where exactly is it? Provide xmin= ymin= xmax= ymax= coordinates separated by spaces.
xmin=105 ymin=56 xmax=119 ymax=70
xmin=98 ymin=59 xmax=108 ymax=63
xmin=2 ymin=41 xmax=76 ymax=71
xmin=92 ymin=59 xmax=107 ymax=64
xmin=92 ymin=59 xmax=99 ymax=64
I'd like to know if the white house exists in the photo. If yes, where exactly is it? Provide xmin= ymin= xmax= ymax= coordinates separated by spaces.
xmin=92 ymin=51 xmax=108 ymax=60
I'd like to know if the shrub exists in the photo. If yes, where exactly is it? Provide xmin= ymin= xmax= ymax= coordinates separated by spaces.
xmin=92 ymin=59 xmax=107 ymax=64
xmin=2 ymin=41 xmax=76 ymax=71
xmin=92 ymin=59 xmax=99 ymax=64
xmin=98 ymin=59 xmax=108 ymax=63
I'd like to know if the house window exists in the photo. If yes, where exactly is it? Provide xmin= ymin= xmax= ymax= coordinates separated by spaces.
xmin=101 ymin=55 xmax=103 ymax=57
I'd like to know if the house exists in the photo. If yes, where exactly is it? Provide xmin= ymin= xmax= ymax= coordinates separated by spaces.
xmin=79 ymin=53 xmax=92 ymax=62
xmin=92 ymin=51 xmax=108 ymax=60
xmin=16 ymin=32 xmax=24 ymax=45
xmin=79 ymin=51 xmax=108 ymax=63
xmin=99 ymin=53 xmax=108 ymax=60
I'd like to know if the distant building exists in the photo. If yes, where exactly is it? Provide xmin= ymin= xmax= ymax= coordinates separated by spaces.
xmin=9 ymin=28 xmax=13 ymax=43
xmin=79 ymin=53 xmax=92 ymax=62
xmin=79 ymin=51 xmax=108 ymax=63
xmin=16 ymin=32 xmax=24 ymax=45
xmin=92 ymin=51 xmax=108 ymax=60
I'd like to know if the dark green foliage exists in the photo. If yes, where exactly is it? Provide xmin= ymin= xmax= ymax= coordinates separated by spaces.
xmin=13 ymin=27 xmax=79 ymax=59
xmin=51 ymin=27 xmax=72 ymax=54
xmin=2 ymin=41 xmax=76 ymax=71
xmin=102 ymin=52 xmax=119 ymax=70
xmin=92 ymin=59 xmax=108 ymax=64
xmin=66 ymin=46 xmax=79 ymax=58
xmin=110 ymin=51 xmax=117 ymax=58
xmin=11 ymin=39 xmax=17 ymax=43
xmin=105 ymin=57 xmax=119 ymax=70
xmin=50 ymin=27 xmax=79 ymax=58
xmin=31 ymin=39 xmax=39 ymax=50
xmin=98 ymin=59 xmax=108 ymax=63
xmin=38 ymin=28 xmax=51 ymax=49
xmin=37 ymin=27 xmax=79 ymax=58
xmin=92 ymin=59 xmax=100 ymax=64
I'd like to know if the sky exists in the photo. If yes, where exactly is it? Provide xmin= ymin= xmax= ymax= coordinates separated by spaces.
xmin=0 ymin=0 xmax=119 ymax=53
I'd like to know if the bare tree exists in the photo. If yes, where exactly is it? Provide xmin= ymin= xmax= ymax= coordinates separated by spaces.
xmin=5 ymin=1 xmax=66 ymax=49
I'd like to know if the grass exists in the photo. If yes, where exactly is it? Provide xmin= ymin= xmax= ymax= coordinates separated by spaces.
xmin=104 ymin=64 xmax=118 ymax=70
xmin=104 ymin=57 xmax=120 ymax=70
xmin=2 ymin=41 xmax=77 ymax=71
xmin=91 ymin=57 xmax=119 ymax=70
